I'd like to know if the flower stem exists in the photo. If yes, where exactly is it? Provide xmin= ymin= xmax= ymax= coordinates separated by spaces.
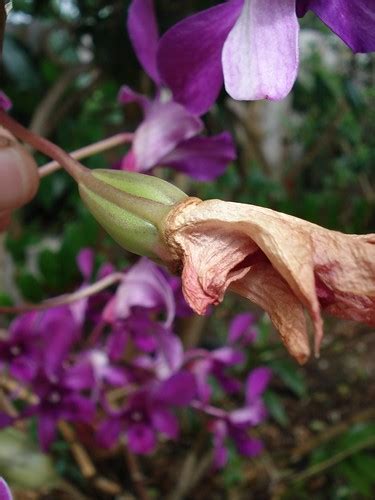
xmin=0 ymin=272 xmax=124 ymax=314
xmin=0 ymin=108 xmax=86 ymax=182
xmin=39 ymin=132 xmax=134 ymax=178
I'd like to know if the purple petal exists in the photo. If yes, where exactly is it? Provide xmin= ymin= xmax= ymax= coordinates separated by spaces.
xmin=10 ymin=358 xmax=38 ymax=382
xmin=38 ymin=414 xmax=57 ymax=451
xmin=211 ymin=419 xmax=229 ymax=468
xmin=160 ymin=132 xmax=236 ymax=180
xmin=114 ymin=258 xmax=176 ymax=327
xmin=156 ymin=330 xmax=184 ymax=374
xmin=127 ymin=0 xmax=161 ymax=83
xmin=134 ymin=329 xmax=157 ymax=353
xmin=229 ymin=400 xmax=267 ymax=426
xmin=97 ymin=418 xmax=122 ymax=448
xmin=64 ymin=361 xmax=95 ymax=390
xmin=151 ymin=407 xmax=179 ymax=439
xmin=77 ymin=247 xmax=94 ymax=279
xmin=133 ymin=101 xmax=203 ymax=170
xmin=158 ymin=0 xmax=243 ymax=115
xmin=127 ymin=423 xmax=156 ymax=454
xmin=228 ymin=312 xmax=255 ymax=343
xmin=232 ymin=430 xmax=264 ymax=457
xmin=155 ymin=371 xmax=196 ymax=406
xmin=0 ymin=91 xmax=12 ymax=111
xmin=222 ymin=0 xmax=299 ymax=100
xmin=300 ymin=0 xmax=375 ymax=53
xmin=212 ymin=347 xmax=245 ymax=366
xmin=245 ymin=367 xmax=272 ymax=403
xmin=118 ymin=85 xmax=149 ymax=110
xmin=0 ymin=478 xmax=12 ymax=500
xmin=40 ymin=308 xmax=78 ymax=376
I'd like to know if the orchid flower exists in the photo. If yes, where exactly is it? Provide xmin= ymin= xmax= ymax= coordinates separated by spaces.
xmin=157 ymin=0 xmax=375 ymax=114
xmin=120 ymin=0 xmax=236 ymax=180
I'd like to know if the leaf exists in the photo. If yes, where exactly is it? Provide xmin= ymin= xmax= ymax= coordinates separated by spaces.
xmin=0 ymin=428 xmax=59 ymax=489
xmin=264 ymin=390 xmax=289 ymax=427
xmin=271 ymin=359 xmax=307 ymax=398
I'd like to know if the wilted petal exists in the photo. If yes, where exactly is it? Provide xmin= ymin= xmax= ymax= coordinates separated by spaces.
xmin=231 ymin=263 xmax=311 ymax=363
xmin=127 ymin=0 xmax=161 ymax=83
xmin=222 ymin=0 xmax=299 ymax=100
xmin=245 ymin=367 xmax=272 ymax=403
xmin=127 ymin=424 xmax=156 ymax=454
xmin=157 ymin=0 xmax=243 ymax=115
xmin=300 ymin=0 xmax=375 ymax=53
xmin=133 ymin=102 xmax=203 ymax=170
xmin=160 ymin=132 xmax=236 ymax=180
xmin=164 ymin=198 xmax=375 ymax=362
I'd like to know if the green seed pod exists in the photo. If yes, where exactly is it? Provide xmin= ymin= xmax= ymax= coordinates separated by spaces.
xmin=78 ymin=169 xmax=187 ymax=260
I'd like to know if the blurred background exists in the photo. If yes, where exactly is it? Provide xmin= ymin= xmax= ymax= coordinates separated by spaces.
xmin=0 ymin=1 xmax=374 ymax=499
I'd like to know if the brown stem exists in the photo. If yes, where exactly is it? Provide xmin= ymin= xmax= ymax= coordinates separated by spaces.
xmin=0 ymin=108 xmax=86 ymax=182
xmin=39 ymin=132 xmax=134 ymax=178
xmin=123 ymin=445 xmax=150 ymax=500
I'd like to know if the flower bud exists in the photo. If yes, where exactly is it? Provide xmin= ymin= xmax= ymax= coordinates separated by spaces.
xmin=78 ymin=169 xmax=187 ymax=260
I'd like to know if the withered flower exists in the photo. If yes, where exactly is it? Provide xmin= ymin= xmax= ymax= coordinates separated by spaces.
xmin=162 ymin=198 xmax=375 ymax=364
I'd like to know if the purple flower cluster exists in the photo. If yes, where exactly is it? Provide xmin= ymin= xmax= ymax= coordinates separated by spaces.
xmin=157 ymin=0 xmax=375 ymax=113
xmin=117 ymin=0 xmax=237 ymax=181
xmin=0 ymin=250 xmax=270 ymax=464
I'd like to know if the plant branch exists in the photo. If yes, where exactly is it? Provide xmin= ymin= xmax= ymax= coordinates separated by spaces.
xmin=123 ymin=445 xmax=150 ymax=500
xmin=0 ymin=272 xmax=124 ymax=314
xmin=39 ymin=132 xmax=134 ymax=177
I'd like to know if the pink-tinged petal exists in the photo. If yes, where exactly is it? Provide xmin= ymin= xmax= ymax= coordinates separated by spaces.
xmin=133 ymin=102 xmax=203 ymax=170
xmin=222 ymin=0 xmax=299 ymax=100
xmin=151 ymin=407 xmax=179 ymax=439
xmin=302 ymin=0 xmax=375 ymax=53
xmin=127 ymin=0 xmax=160 ymax=83
xmin=228 ymin=312 xmax=256 ymax=344
xmin=164 ymin=198 xmax=375 ymax=363
xmin=0 ymin=478 xmax=12 ymax=500
xmin=157 ymin=0 xmax=243 ymax=115
xmin=245 ymin=367 xmax=272 ymax=403
xmin=160 ymin=132 xmax=236 ymax=181
xmin=127 ymin=424 xmax=156 ymax=454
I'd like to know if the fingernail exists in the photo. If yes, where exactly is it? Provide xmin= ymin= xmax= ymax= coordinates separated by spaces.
xmin=0 ymin=130 xmax=39 ymax=211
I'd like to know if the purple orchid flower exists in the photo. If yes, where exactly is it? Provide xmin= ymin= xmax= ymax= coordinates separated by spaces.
xmin=157 ymin=0 xmax=375 ymax=114
xmin=0 ymin=478 xmax=12 ymax=500
xmin=28 ymin=365 xmax=95 ymax=450
xmin=209 ymin=366 xmax=272 ymax=467
xmin=98 ymin=371 xmax=196 ymax=454
xmin=0 ymin=312 xmax=41 ymax=382
xmin=120 ymin=0 xmax=236 ymax=180
xmin=186 ymin=346 xmax=245 ymax=403
xmin=228 ymin=312 xmax=258 ymax=346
